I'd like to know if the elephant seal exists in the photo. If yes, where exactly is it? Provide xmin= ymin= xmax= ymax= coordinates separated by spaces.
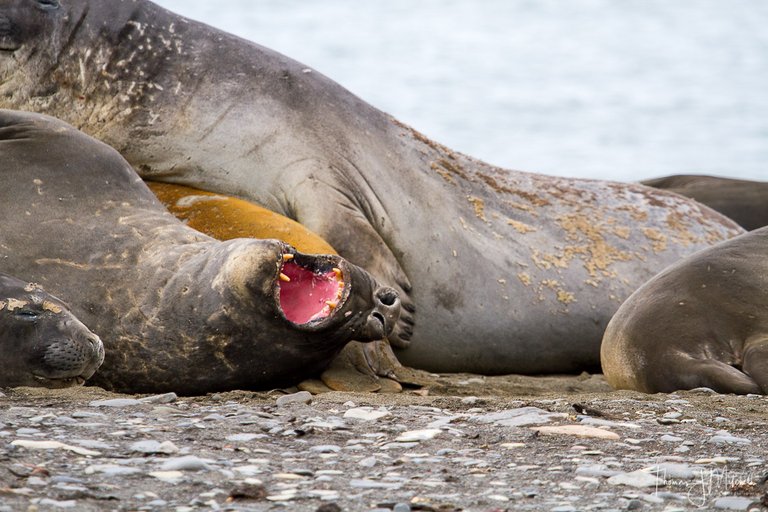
xmin=602 ymin=226 xmax=768 ymax=394
xmin=0 ymin=0 xmax=744 ymax=375
xmin=642 ymin=175 xmax=768 ymax=231
xmin=147 ymin=182 xmax=337 ymax=254
xmin=0 ymin=272 xmax=104 ymax=389
xmin=0 ymin=109 xmax=400 ymax=395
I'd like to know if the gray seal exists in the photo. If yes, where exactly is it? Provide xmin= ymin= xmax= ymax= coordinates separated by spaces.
xmin=602 ymin=226 xmax=768 ymax=394
xmin=0 ymin=109 xmax=400 ymax=394
xmin=643 ymin=174 xmax=768 ymax=231
xmin=0 ymin=0 xmax=744 ymax=375
xmin=0 ymin=272 xmax=104 ymax=389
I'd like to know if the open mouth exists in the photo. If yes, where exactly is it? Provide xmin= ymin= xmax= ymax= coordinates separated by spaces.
xmin=33 ymin=374 xmax=87 ymax=388
xmin=277 ymin=252 xmax=346 ymax=325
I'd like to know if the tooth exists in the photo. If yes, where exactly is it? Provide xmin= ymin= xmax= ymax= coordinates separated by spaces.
xmin=279 ymin=273 xmax=291 ymax=282
xmin=332 ymin=267 xmax=342 ymax=278
xmin=282 ymin=254 xmax=294 ymax=261
xmin=325 ymin=301 xmax=337 ymax=309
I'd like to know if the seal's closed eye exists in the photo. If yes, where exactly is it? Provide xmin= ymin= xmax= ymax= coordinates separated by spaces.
xmin=36 ymin=0 xmax=60 ymax=11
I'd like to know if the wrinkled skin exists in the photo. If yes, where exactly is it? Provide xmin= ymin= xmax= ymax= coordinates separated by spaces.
xmin=643 ymin=174 xmax=768 ymax=231
xmin=0 ymin=0 xmax=744 ymax=375
xmin=602 ymin=226 xmax=768 ymax=395
xmin=0 ymin=272 xmax=104 ymax=389
xmin=0 ymin=109 xmax=400 ymax=395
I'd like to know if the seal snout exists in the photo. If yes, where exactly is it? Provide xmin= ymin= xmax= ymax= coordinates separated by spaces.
xmin=363 ymin=286 xmax=401 ymax=340
xmin=36 ymin=319 xmax=105 ymax=387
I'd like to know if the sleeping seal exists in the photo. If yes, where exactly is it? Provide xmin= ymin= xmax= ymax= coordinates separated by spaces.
xmin=0 ymin=0 xmax=743 ymax=376
xmin=643 ymin=174 xmax=768 ymax=231
xmin=0 ymin=109 xmax=400 ymax=395
xmin=0 ymin=272 xmax=104 ymax=389
xmin=602 ymin=226 xmax=768 ymax=394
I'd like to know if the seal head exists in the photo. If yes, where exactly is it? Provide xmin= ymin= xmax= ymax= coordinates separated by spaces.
xmin=0 ymin=272 xmax=104 ymax=389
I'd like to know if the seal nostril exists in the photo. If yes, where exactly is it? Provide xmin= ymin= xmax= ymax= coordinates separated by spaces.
xmin=372 ymin=312 xmax=385 ymax=327
xmin=377 ymin=288 xmax=398 ymax=307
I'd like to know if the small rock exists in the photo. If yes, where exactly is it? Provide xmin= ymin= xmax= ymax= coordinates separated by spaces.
xmin=310 ymin=444 xmax=341 ymax=453
xmin=139 ymin=392 xmax=178 ymax=404
xmin=130 ymin=440 xmax=179 ymax=454
xmin=395 ymin=429 xmax=441 ymax=442
xmin=226 ymin=433 xmax=264 ymax=442
xmin=474 ymin=407 xmax=566 ymax=427
xmin=276 ymin=391 xmax=312 ymax=406
xmin=11 ymin=440 xmax=100 ymax=456
xmin=358 ymin=456 xmax=377 ymax=468
xmin=708 ymin=431 xmax=752 ymax=445
xmin=148 ymin=471 xmax=185 ymax=483
xmin=228 ymin=482 xmax=267 ymax=501
xmin=713 ymin=496 xmax=757 ymax=510
xmin=89 ymin=398 xmax=143 ymax=408
xmin=607 ymin=470 xmax=665 ymax=488
xmin=343 ymin=407 xmax=389 ymax=421
xmin=160 ymin=455 xmax=213 ymax=471
xmin=532 ymin=425 xmax=620 ymax=440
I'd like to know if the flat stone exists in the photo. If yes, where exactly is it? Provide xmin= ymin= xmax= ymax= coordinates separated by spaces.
xmin=607 ymin=470 xmax=665 ymax=488
xmin=532 ymin=425 xmax=620 ymax=440
xmin=160 ymin=456 xmax=213 ymax=471
xmin=713 ymin=496 xmax=757 ymax=510
xmin=139 ymin=392 xmax=178 ymax=404
xmin=647 ymin=462 xmax=696 ymax=480
xmin=395 ymin=429 xmax=442 ymax=442
xmin=148 ymin=471 xmax=185 ymax=483
xmin=276 ymin=391 xmax=312 ymax=406
xmin=89 ymin=398 xmax=143 ymax=408
xmin=349 ymin=479 xmax=402 ymax=490
xmin=343 ymin=407 xmax=389 ymax=421
xmin=473 ymin=407 xmax=566 ymax=427
xmin=11 ymin=439 xmax=100 ymax=456
xmin=130 ymin=440 xmax=179 ymax=454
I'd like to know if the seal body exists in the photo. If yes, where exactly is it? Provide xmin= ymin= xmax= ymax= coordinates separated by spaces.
xmin=0 ymin=273 xmax=104 ymax=389
xmin=602 ymin=226 xmax=768 ymax=394
xmin=643 ymin=174 xmax=768 ymax=231
xmin=147 ymin=182 xmax=337 ymax=254
xmin=0 ymin=0 xmax=744 ymax=374
xmin=0 ymin=109 xmax=400 ymax=394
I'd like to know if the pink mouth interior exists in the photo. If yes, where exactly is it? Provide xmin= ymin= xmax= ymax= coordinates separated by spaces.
xmin=279 ymin=261 xmax=344 ymax=324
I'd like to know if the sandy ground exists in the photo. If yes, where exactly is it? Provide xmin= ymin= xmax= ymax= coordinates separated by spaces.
xmin=2 ymin=372 xmax=768 ymax=511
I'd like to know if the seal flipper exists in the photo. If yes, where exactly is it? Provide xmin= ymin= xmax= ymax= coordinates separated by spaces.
xmin=742 ymin=337 xmax=768 ymax=394
xmin=655 ymin=358 xmax=761 ymax=395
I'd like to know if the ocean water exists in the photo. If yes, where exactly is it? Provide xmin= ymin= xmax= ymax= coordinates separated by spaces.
xmin=152 ymin=0 xmax=768 ymax=182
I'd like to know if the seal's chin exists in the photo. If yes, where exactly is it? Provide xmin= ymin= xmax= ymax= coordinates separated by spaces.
xmin=32 ymin=374 xmax=87 ymax=389
xmin=277 ymin=253 xmax=346 ymax=325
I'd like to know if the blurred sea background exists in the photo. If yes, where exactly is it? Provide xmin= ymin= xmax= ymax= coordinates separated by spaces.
xmin=153 ymin=0 xmax=768 ymax=182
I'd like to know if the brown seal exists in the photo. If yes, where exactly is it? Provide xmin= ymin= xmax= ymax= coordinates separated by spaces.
xmin=0 ymin=0 xmax=744 ymax=376
xmin=642 ymin=174 xmax=768 ymax=231
xmin=0 ymin=109 xmax=400 ymax=395
xmin=602 ymin=226 xmax=768 ymax=394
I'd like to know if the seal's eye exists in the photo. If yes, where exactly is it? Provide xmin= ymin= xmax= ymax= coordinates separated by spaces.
xmin=14 ymin=309 xmax=39 ymax=321
xmin=36 ymin=0 xmax=60 ymax=11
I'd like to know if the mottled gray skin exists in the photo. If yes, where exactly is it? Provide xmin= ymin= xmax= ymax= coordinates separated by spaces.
xmin=0 ymin=109 xmax=400 ymax=395
xmin=0 ymin=0 xmax=745 ymax=374
xmin=602 ymin=226 xmax=768 ymax=394
xmin=0 ymin=272 xmax=104 ymax=389
xmin=643 ymin=174 xmax=768 ymax=231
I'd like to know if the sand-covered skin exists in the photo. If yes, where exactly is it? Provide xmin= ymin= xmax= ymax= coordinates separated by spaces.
xmin=2 ymin=374 xmax=767 ymax=511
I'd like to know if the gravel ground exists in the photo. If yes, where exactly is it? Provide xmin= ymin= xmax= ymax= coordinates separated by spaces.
xmin=2 ymin=373 xmax=768 ymax=512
